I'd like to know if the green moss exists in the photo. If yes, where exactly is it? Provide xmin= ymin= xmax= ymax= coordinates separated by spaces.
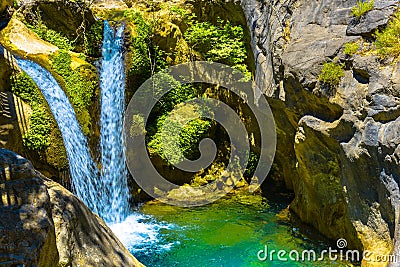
xmin=27 ymin=22 xmax=75 ymax=51
xmin=351 ymin=0 xmax=374 ymax=18
xmin=375 ymin=12 xmax=400 ymax=58
xmin=51 ymin=50 xmax=97 ymax=135
xmin=318 ymin=62 xmax=345 ymax=86
xmin=343 ymin=42 xmax=359 ymax=56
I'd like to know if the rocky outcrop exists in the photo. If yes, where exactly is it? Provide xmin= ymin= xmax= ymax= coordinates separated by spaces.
xmin=241 ymin=0 xmax=400 ymax=263
xmin=20 ymin=0 xmax=96 ymax=46
xmin=0 ymin=149 xmax=143 ymax=266
xmin=347 ymin=1 xmax=398 ymax=38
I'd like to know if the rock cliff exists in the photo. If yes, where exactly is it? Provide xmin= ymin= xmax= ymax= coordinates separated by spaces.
xmin=241 ymin=0 xmax=400 ymax=263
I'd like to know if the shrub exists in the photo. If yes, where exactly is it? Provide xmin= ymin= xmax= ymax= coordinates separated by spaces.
xmin=351 ymin=0 xmax=374 ymax=18
xmin=184 ymin=18 xmax=251 ymax=79
xmin=375 ymin=12 xmax=400 ymax=58
xmin=12 ymin=72 xmax=51 ymax=150
xmin=27 ymin=22 xmax=75 ymax=51
xmin=84 ymin=20 xmax=104 ymax=57
xmin=343 ymin=42 xmax=359 ymax=56
xmin=124 ymin=9 xmax=166 ymax=86
xmin=22 ymin=104 xmax=51 ymax=150
xmin=51 ymin=50 xmax=96 ymax=135
xmin=318 ymin=62 xmax=345 ymax=86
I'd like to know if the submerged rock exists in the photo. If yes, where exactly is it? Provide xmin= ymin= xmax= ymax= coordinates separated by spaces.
xmin=0 ymin=149 xmax=143 ymax=266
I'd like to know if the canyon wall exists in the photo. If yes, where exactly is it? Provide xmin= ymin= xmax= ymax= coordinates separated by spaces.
xmin=242 ymin=0 xmax=400 ymax=263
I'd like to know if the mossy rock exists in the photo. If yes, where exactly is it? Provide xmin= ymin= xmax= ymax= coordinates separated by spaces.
xmin=0 ymin=17 xmax=99 ymax=178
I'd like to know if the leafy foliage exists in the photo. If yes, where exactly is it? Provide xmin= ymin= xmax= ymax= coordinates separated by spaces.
xmin=23 ymin=104 xmax=51 ymax=149
xmin=146 ymin=79 xmax=212 ymax=163
xmin=125 ymin=10 xmax=252 ymax=164
xmin=375 ymin=12 xmax=400 ymax=58
xmin=12 ymin=72 xmax=51 ymax=150
xmin=318 ymin=62 xmax=345 ymax=86
xmin=351 ymin=0 xmax=374 ymax=18
xmin=51 ymin=50 xmax=96 ymax=135
xmin=84 ymin=20 xmax=104 ymax=57
xmin=184 ymin=18 xmax=250 ymax=79
xmin=148 ymin=113 xmax=213 ymax=164
xmin=124 ymin=10 xmax=166 ymax=87
xmin=27 ymin=22 xmax=75 ymax=51
xmin=343 ymin=42 xmax=359 ymax=56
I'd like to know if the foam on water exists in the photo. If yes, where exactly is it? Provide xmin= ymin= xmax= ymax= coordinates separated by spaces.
xmin=109 ymin=212 xmax=175 ymax=253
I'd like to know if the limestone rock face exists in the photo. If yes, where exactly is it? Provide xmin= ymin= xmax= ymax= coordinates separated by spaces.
xmin=0 ymin=149 xmax=143 ymax=267
xmin=241 ymin=0 xmax=400 ymax=262
xmin=20 ymin=0 xmax=96 ymax=43
xmin=347 ymin=1 xmax=399 ymax=38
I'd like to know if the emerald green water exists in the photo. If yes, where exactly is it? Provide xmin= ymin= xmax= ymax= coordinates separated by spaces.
xmin=112 ymin=193 xmax=354 ymax=266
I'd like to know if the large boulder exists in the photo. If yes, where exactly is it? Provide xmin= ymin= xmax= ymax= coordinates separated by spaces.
xmin=0 ymin=149 xmax=143 ymax=267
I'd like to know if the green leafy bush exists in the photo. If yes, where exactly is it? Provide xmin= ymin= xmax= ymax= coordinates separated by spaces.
xmin=12 ymin=72 xmax=51 ymax=150
xmin=148 ymin=114 xmax=213 ymax=164
xmin=23 ymin=104 xmax=51 ymax=149
xmin=184 ymin=18 xmax=250 ymax=79
xmin=375 ymin=12 xmax=400 ymax=58
xmin=318 ymin=62 xmax=345 ymax=86
xmin=51 ymin=50 xmax=96 ymax=135
xmin=343 ymin=42 xmax=359 ymax=56
xmin=124 ymin=10 xmax=252 ymax=164
xmin=351 ymin=0 xmax=374 ymax=18
xmin=84 ymin=20 xmax=104 ymax=57
xmin=124 ymin=10 xmax=167 ymax=88
xmin=146 ymin=80 xmax=212 ymax=163
xmin=27 ymin=22 xmax=75 ymax=51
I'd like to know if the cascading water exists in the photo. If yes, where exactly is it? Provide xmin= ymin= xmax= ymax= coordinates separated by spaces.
xmin=14 ymin=21 xmax=170 ymax=259
xmin=15 ymin=58 xmax=101 ymax=215
xmin=98 ymin=21 xmax=130 ymax=223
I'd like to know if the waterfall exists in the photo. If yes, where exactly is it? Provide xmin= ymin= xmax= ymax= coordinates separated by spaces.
xmin=14 ymin=22 xmax=160 ymax=250
xmin=15 ymin=58 xmax=101 ymax=215
xmin=15 ymin=21 xmax=131 ymax=224
xmin=99 ymin=21 xmax=130 ymax=223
